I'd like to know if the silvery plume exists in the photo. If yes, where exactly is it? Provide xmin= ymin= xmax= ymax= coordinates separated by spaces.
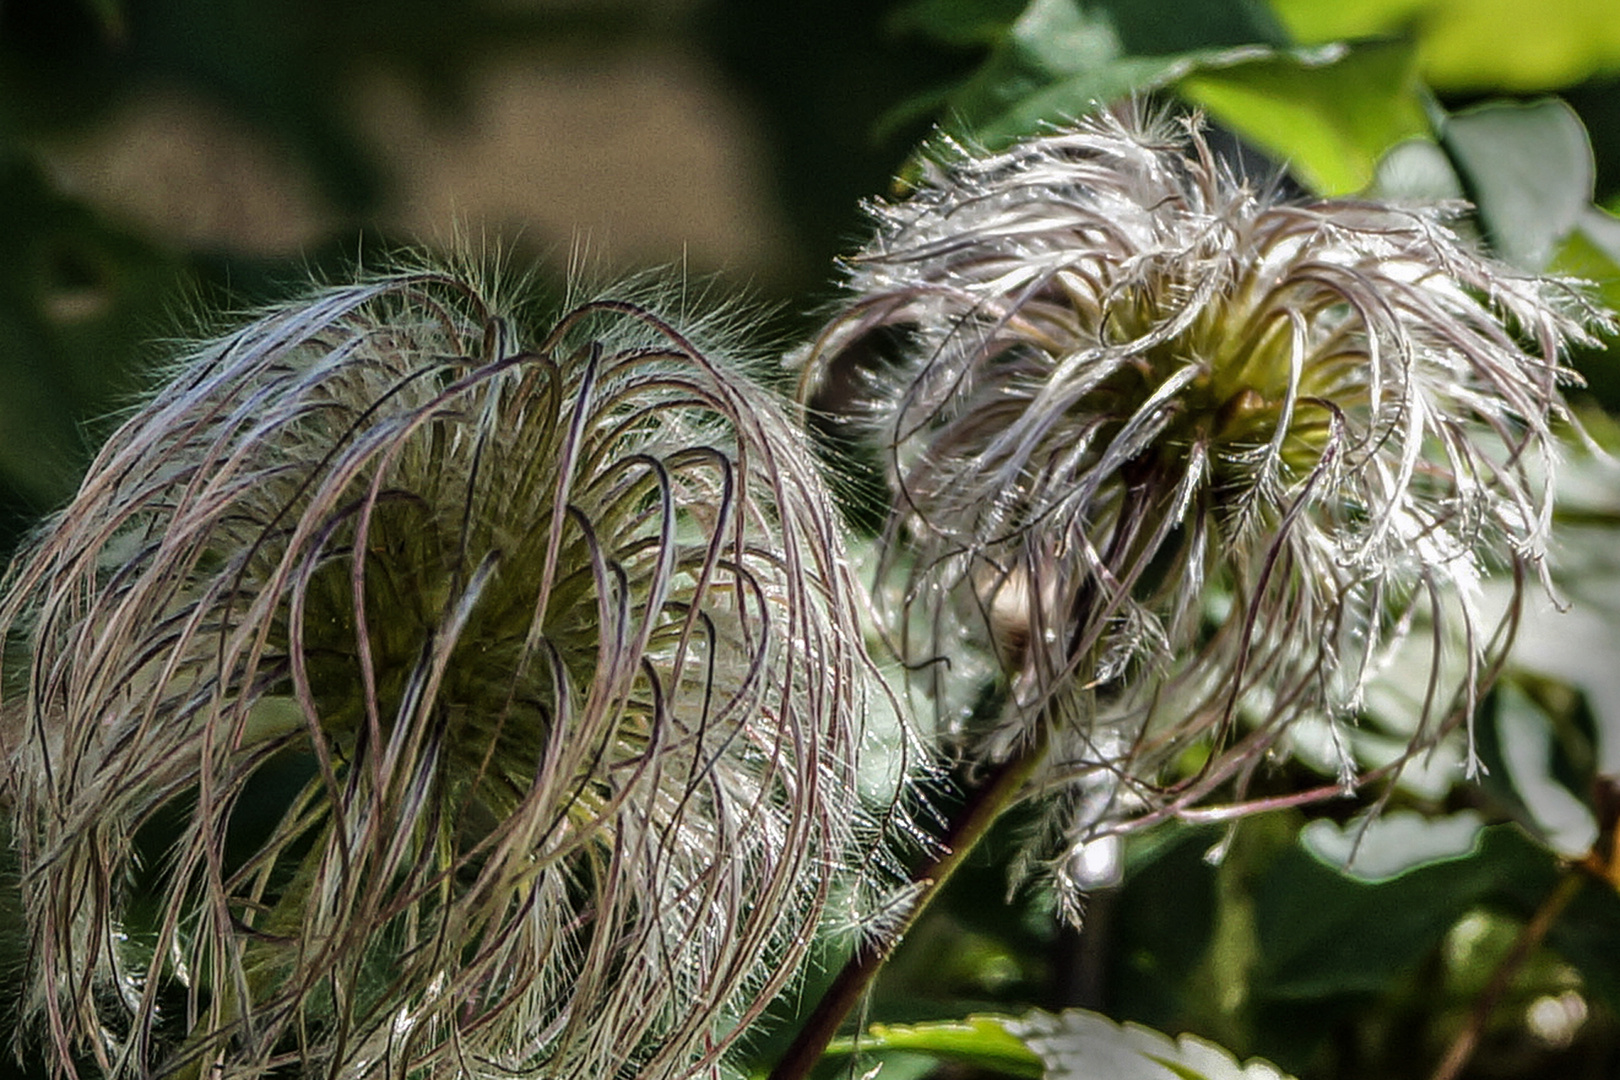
xmin=799 ymin=108 xmax=1608 ymax=890
xmin=1 ymin=266 xmax=882 ymax=1078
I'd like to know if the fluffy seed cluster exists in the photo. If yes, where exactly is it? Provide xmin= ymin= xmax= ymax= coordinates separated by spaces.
xmin=2 ymin=269 xmax=876 ymax=1079
xmin=801 ymin=110 xmax=1607 ymax=860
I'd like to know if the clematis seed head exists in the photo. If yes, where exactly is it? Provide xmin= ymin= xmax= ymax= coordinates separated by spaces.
xmin=799 ymin=108 xmax=1610 ymax=885
xmin=2 ymin=265 xmax=883 ymax=1079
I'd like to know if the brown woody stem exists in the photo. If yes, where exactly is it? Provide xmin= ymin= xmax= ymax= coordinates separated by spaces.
xmin=1428 ymin=868 xmax=1585 ymax=1080
xmin=766 ymin=734 xmax=1049 ymax=1080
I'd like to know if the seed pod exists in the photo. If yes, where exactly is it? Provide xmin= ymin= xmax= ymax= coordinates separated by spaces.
xmin=3 ymin=267 xmax=879 ymax=1079
xmin=801 ymin=108 xmax=1608 ymax=885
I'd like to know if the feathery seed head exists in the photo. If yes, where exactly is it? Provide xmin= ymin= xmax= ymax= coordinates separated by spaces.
xmin=801 ymin=109 xmax=1608 ymax=865
xmin=3 ymin=267 xmax=879 ymax=1078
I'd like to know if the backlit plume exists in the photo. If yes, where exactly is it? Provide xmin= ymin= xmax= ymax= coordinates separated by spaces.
xmin=3 ymin=267 xmax=880 ymax=1079
xmin=800 ymin=109 xmax=1607 ymax=885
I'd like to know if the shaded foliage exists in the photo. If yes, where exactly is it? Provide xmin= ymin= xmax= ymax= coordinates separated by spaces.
xmin=3 ymin=3 xmax=1620 ymax=1080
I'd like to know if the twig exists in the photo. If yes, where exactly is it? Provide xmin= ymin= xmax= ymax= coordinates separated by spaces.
xmin=766 ymin=735 xmax=1049 ymax=1080
xmin=1428 ymin=869 xmax=1586 ymax=1080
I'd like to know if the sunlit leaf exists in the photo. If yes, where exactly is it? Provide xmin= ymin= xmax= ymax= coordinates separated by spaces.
xmin=1444 ymin=98 xmax=1594 ymax=269
xmin=1271 ymin=0 xmax=1620 ymax=91
xmin=1266 ymin=0 xmax=1425 ymax=45
xmin=1370 ymin=136 xmax=1466 ymax=202
xmin=921 ymin=1 xmax=1429 ymax=195
xmin=1010 ymin=1008 xmax=1296 ymax=1079
xmin=1484 ymin=683 xmax=1600 ymax=855
xmin=1301 ymin=811 xmax=1487 ymax=883
xmin=830 ymin=1016 xmax=1045 ymax=1077
xmin=1178 ymin=40 xmax=1430 ymax=194
xmin=828 ymin=1010 xmax=1296 ymax=1079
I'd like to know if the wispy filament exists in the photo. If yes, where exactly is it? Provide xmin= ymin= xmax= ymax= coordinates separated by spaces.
xmin=801 ymin=109 xmax=1607 ymax=884
xmin=4 ymin=268 xmax=879 ymax=1080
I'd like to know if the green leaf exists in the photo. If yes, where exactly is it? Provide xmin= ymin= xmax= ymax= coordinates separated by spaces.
xmin=929 ymin=0 xmax=1272 ymax=148
xmin=1113 ymin=826 xmax=1222 ymax=1027
xmin=1479 ymin=681 xmax=1600 ymax=855
xmin=1266 ymin=0 xmax=1427 ymax=45
xmin=1370 ymin=137 xmax=1465 ymax=202
xmin=1553 ymin=205 xmax=1620 ymax=313
xmin=1443 ymin=98 xmax=1594 ymax=269
xmin=1300 ymin=810 xmax=1486 ymax=883
xmin=827 ymin=1010 xmax=1296 ymax=1079
xmin=1551 ymin=206 xmax=1620 ymax=406
xmin=893 ymin=0 xmax=1285 ymax=53
xmin=1177 ymin=40 xmax=1431 ymax=194
xmin=828 ymin=1016 xmax=1045 ymax=1078
xmin=1009 ymin=1008 xmax=1297 ymax=1079
xmin=1545 ymin=873 xmax=1620 ymax=1008
xmin=910 ymin=0 xmax=1425 ymax=190
xmin=918 ymin=1 xmax=1431 ymax=196
xmin=1088 ymin=0 xmax=1289 ymax=55
xmin=1271 ymin=0 xmax=1620 ymax=92
xmin=1246 ymin=822 xmax=1620 ymax=1062
xmin=889 ymin=0 xmax=1031 ymax=46
xmin=1254 ymin=824 xmax=1561 ymax=1001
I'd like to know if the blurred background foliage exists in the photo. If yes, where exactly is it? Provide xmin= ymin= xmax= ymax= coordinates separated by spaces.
xmin=3 ymin=1 xmax=1620 ymax=1078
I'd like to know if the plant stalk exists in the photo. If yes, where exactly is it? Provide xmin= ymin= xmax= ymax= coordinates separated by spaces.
xmin=766 ymin=733 xmax=1049 ymax=1080
xmin=1428 ymin=868 xmax=1585 ymax=1080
